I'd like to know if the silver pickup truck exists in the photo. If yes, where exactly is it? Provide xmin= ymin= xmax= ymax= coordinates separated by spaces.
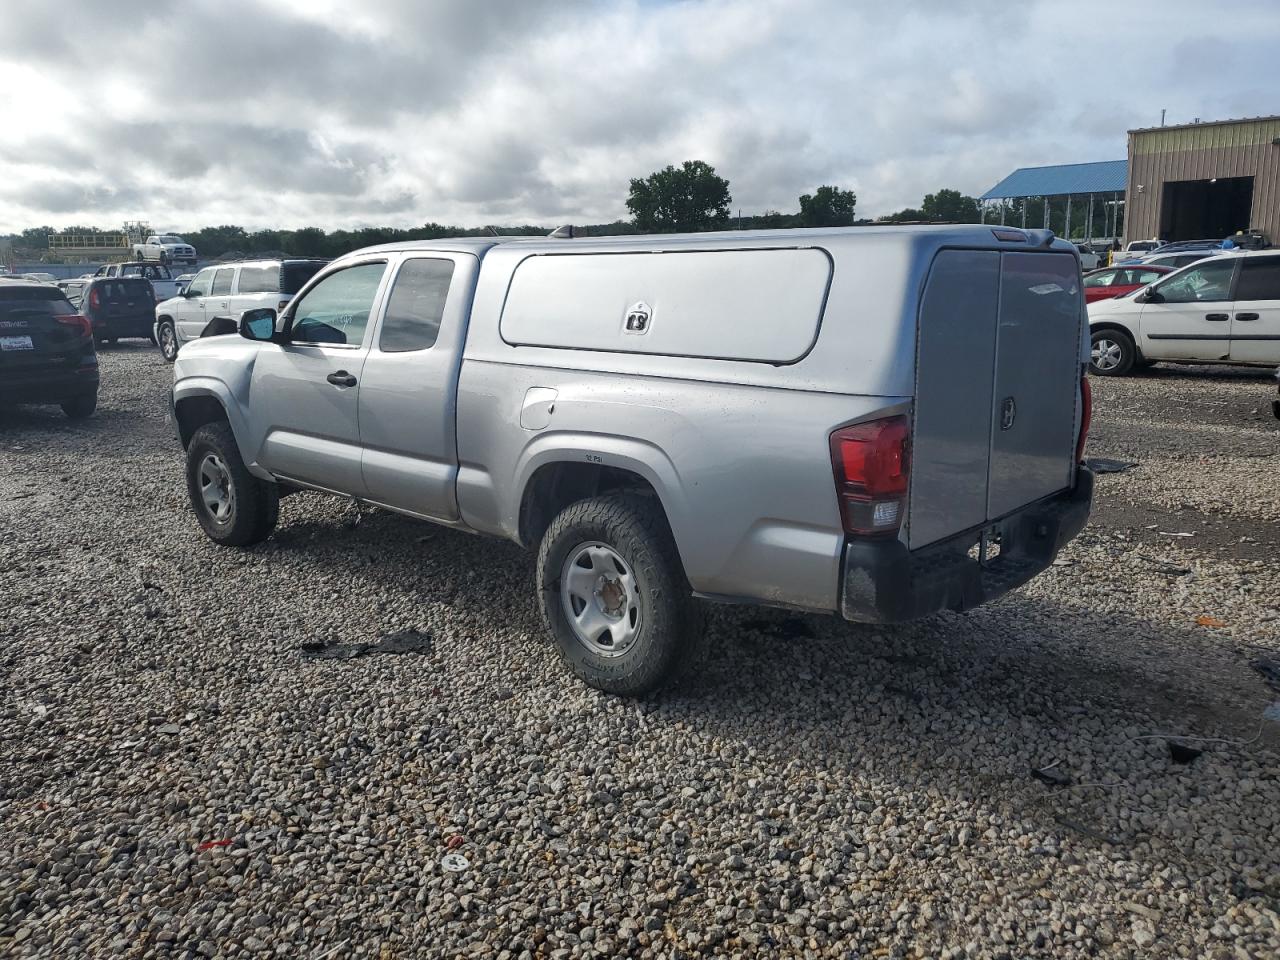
xmin=169 ymin=225 xmax=1094 ymax=694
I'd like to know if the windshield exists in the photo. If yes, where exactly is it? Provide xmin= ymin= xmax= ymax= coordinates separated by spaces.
xmin=158 ymin=235 xmax=183 ymax=244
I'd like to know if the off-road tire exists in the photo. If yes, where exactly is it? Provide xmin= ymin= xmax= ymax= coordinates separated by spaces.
xmin=60 ymin=391 xmax=96 ymax=420
xmin=537 ymin=493 xmax=706 ymax=696
xmin=1089 ymin=328 xmax=1136 ymax=376
xmin=185 ymin=421 xmax=278 ymax=547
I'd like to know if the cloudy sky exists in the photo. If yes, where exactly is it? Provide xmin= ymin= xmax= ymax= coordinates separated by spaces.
xmin=2 ymin=0 xmax=1278 ymax=233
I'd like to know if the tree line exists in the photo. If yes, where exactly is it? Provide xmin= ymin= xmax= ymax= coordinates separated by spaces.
xmin=3 ymin=161 xmax=984 ymax=262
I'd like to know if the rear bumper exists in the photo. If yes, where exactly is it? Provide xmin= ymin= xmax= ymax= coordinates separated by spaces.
xmin=840 ymin=466 xmax=1094 ymax=623
xmin=0 ymin=367 xmax=99 ymax=404
xmin=92 ymin=314 xmax=155 ymax=338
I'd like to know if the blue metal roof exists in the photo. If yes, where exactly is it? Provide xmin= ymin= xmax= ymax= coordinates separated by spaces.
xmin=980 ymin=160 xmax=1128 ymax=200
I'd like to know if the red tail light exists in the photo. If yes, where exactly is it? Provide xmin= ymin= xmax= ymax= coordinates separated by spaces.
xmin=829 ymin=415 xmax=911 ymax=536
xmin=56 ymin=314 xmax=92 ymax=339
xmin=89 ymin=287 xmax=100 ymax=310
xmin=1076 ymin=374 xmax=1092 ymax=463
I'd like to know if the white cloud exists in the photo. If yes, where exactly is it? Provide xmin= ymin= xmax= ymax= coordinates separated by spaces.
xmin=0 ymin=0 xmax=1277 ymax=233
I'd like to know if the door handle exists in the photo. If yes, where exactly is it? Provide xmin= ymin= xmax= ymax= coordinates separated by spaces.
xmin=1204 ymin=313 xmax=1229 ymax=322
xmin=326 ymin=371 xmax=357 ymax=387
xmin=1235 ymin=312 xmax=1260 ymax=322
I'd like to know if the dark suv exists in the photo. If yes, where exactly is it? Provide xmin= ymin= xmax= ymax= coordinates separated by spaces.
xmin=0 ymin=279 xmax=99 ymax=418
xmin=81 ymin=276 xmax=155 ymax=343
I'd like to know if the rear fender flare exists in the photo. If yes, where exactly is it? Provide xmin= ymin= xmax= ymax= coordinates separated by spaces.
xmin=509 ymin=432 xmax=692 ymax=559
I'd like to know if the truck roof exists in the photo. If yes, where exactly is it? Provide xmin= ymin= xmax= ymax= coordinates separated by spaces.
xmin=341 ymin=224 xmax=1068 ymax=261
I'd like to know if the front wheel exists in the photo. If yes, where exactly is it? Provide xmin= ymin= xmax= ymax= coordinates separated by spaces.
xmin=185 ymin=421 xmax=278 ymax=546
xmin=1089 ymin=329 xmax=1136 ymax=376
xmin=157 ymin=320 xmax=178 ymax=362
xmin=537 ymin=493 xmax=706 ymax=696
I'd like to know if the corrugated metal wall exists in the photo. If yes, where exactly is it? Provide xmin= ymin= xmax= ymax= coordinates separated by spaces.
xmin=1124 ymin=118 xmax=1280 ymax=242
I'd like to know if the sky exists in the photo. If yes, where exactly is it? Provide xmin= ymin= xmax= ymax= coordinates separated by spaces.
xmin=1 ymin=0 xmax=1278 ymax=234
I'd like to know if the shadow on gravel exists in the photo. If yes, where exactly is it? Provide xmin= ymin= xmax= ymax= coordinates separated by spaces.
xmin=264 ymin=502 xmax=1277 ymax=749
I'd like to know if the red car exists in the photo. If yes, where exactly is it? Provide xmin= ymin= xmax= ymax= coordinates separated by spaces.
xmin=1082 ymin=264 xmax=1174 ymax=303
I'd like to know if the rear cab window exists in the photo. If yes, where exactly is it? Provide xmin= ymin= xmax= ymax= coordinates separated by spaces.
xmin=379 ymin=258 xmax=455 ymax=352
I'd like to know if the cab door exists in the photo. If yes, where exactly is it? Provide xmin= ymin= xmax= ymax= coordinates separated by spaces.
xmin=175 ymin=267 xmax=214 ymax=343
xmin=246 ymin=259 xmax=389 ymax=495
xmin=358 ymin=253 xmax=475 ymax=520
xmin=1136 ymin=257 xmax=1237 ymax=361
xmin=207 ymin=267 xmax=235 ymax=330
xmin=1228 ymin=255 xmax=1280 ymax=364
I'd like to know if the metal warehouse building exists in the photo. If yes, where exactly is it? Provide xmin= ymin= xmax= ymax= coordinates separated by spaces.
xmin=1124 ymin=115 xmax=1280 ymax=243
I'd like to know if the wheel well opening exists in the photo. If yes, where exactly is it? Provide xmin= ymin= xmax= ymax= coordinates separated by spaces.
xmin=519 ymin=463 xmax=661 ymax=548
xmin=174 ymin=395 xmax=229 ymax=448
xmin=1089 ymin=323 xmax=1141 ymax=357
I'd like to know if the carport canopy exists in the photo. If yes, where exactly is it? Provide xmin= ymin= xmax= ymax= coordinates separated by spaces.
xmin=980 ymin=160 xmax=1128 ymax=240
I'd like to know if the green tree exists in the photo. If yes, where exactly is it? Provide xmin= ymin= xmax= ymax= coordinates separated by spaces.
xmin=797 ymin=186 xmax=856 ymax=227
xmin=878 ymin=208 xmax=925 ymax=223
xmin=921 ymin=188 xmax=980 ymax=223
xmin=626 ymin=160 xmax=732 ymax=233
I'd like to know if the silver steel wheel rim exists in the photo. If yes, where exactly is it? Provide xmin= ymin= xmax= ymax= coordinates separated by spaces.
xmin=1092 ymin=337 xmax=1122 ymax=371
xmin=160 ymin=324 xmax=176 ymax=358
xmin=198 ymin=453 xmax=235 ymax=525
xmin=560 ymin=542 xmax=642 ymax=657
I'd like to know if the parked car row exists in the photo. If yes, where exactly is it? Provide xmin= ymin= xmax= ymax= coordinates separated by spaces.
xmin=153 ymin=258 xmax=328 ymax=361
xmin=1088 ymin=249 xmax=1280 ymax=375
xmin=0 ymin=278 xmax=99 ymax=418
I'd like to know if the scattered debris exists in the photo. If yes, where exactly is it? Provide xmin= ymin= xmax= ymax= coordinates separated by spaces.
xmin=1251 ymin=658 xmax=1280 ymax=693
xmin=440 ymin=853 xmax=469 ymax=872
xmin=1031 ymin=762 xmax=1071 ymax=787
xmin=299 ymin=629 xmax=433 ymax=661
xmin=1159 ymin=531 xmax=1195 ymax=538
xmin=1121 ymin=902 xmax=1162 ymax=922
xmin=1086 ymin=457 xmax=1137 ymax=474
xmin=1263 ymin=702 xmax=1280 ymax=723
xmin=445 ymin=834 xmax=465 ymax=850
xmin=1195 ymin=615 xmax=1227 ymax=629
xmin=1136 ymin=554 xmax=1191 ymax=576
xmin=2 ymin=491 xmax=36 ymax=502
xmin=197 ymin=839 xmax=232 ymax=850
xmin=1167 ymin=741 xmax=1202 ymax=765
xmin=155 ymin=723 xmax=181 ymax=735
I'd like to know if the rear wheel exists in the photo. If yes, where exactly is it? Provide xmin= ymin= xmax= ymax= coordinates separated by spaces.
xmin=157 ymin=320 xmax=178 ymax=361
xmin=1089 ymin=329 xmax=1136 ymax=376
xmin=60 ymin=392 xmax=96 ymax=420
xmin=537 ymin=493 xmax=705 ymax=696
xmin=185 ymin=421 xmax=278 ymax=546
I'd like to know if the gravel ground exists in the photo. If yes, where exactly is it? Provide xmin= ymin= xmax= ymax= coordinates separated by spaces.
xmin=2 ymin=344 xmax=1279 ymax=959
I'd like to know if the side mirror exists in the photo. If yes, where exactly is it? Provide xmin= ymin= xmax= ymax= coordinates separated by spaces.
xmin=238 ymin=307 xmax=278 ymax=342
xmin=1139 ymin=288 xmax=1164 ymax=304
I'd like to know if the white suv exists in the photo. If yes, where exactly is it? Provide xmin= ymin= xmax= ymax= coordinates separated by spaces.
xmin=153 ymin=259 xmax=327 ymax=361
xmin=1087 ymin=251 xmax=1280 ymax=375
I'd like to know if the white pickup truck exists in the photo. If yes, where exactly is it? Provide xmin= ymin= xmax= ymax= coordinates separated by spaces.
xmin=94 ymin=261 xmax=185 ymax=301
xmin=132 ymin=234 xmax=197 ymax=267
xmin=169 ymin=225 xmax=1094 ymax=694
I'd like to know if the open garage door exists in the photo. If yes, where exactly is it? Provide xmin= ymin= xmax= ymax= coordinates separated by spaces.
xmin=1160 ymin=177 xmax=1253 ymax=241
